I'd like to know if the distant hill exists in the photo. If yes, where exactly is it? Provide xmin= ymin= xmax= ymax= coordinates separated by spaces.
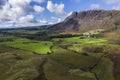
xmin=49 ymin=10 xmax=120 ymax=34
xmin=0 ymin=25 xmax=51 ymax=30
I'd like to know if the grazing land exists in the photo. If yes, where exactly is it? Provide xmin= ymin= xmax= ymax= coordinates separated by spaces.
xmin=0 ymin=10 xmax=120 ymax=80
xmin=0 ymin=28 xmax=118 ymax=80
xmin=0 ymin=38 xmax=53 ymax=54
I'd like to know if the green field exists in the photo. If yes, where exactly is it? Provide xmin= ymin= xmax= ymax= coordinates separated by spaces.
xmin=53 ymin=37 xmax=107 ymax=44
xmin=0 ymin=38 xmax=53 ymax=54
xmin=1 ymin=9 xmax=120 ymax=80
xmin=0 ymin=31 xmax=118 ymax=80
xmin=44 ymin=44 xmax=114 ymax=80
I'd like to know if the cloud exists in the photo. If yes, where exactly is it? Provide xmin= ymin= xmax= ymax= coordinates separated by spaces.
xmin=90 ymin=4 xmax=100 ymax=9
xmin=103 ymin=0 xmax=120 ymax=10
xmin=51 ymin=17 xmax=62 ymax=22
xmin=33 ymin=0 xmax=45 ymax=3
xmin=8 ymin=0 xmax=35 ymax=13
xmin=0 ymin=0 xmax=68 ymax=28
xmin=0 ymin=3 xmax=20 ymax=21
xmin=0 ymin=0 xmax=7 ymax=8
xmin=8 ymin=0 xmax=31 ymax=7
xmin=0 ymin=0 xmax=45 ymax=28
xmin=34 ymin=5 xmax=44 ymax=13
xmin=48 ymin=17 xmax=62 ymax=24
xmin=46 ymin=1 xmax=65 ymax=15
xmin=18 ymin=15 xmax=36 ymax=23
xmin=66 ymin=11 xmax=73 ymax=17
xmin=39 ymin=19 xmax=47 ymax=25
xmin=0 ymin=20 xmax=47 ymax=28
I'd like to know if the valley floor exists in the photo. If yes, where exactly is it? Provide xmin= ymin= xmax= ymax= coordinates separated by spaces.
xmin=0 ymin=29 xmax=120 ymax=80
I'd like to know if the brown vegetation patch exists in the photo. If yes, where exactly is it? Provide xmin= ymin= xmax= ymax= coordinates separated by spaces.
xmin=104 ymin=51 xmax=120 ymax=80
xmin=82 ymin=46 xmax=104 ymax=53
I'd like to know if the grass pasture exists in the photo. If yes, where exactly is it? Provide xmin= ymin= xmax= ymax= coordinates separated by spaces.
xmin=92 ymin=58 xmax=114 ymax=80
xmin=44 ymin=47 xmax=98 ymax=80
xmin=0 ymin=47 xmax=47 ymax=80
xmin=53 ymin=37 xmax=107 ymax=44
xmin=0 ymin=31 xmax=117 ymax=80
xmin=52 ymin=37 xmax=107 ymax=55
xmin=44 ymin=44 xmax=114 ymax=80
xmin=0 ymin=38 xmax=53 ymax=54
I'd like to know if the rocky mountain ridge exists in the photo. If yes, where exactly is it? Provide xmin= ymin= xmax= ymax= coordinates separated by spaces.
xmin=49 ymin=10 xmax=120 ymax=34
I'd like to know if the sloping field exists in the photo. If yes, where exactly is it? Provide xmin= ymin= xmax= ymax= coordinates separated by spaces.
xmin=0 ymin=38 xmax=53 ymax=54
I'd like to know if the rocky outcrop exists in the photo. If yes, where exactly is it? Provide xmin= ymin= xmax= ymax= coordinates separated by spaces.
xmin=49 ymin=10 xmax=120 ymax=34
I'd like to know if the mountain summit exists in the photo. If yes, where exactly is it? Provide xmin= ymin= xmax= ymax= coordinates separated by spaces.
xmin=49 ymin=10 xmax=120 ymax=34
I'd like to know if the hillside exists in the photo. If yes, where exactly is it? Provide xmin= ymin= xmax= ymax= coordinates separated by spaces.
xmin=0 ymin=10 xmax=120 ymax=80
xmin=49 ymin=10 xmax=120 ymax=34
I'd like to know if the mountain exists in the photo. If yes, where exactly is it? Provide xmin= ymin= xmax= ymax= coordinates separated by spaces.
xmin=49 ymin=10 xmax=120 ymax=34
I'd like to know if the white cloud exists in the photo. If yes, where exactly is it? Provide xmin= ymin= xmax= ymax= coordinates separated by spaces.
xmin=39 ymin=19 xmax=47 ymax=25
xmin=0 ymin=0 xmax=44 ymax=20
xmin=90 ymin=4 xmax=100 ymax=9
xmin=8 ymin=0 xmax=31 ymax=7
xmin=0 ymin=21 xmax=47 ymax=28
xmin=0 ymin=21 xmax=13 ymax=28
xmin=48 ymin=17 xmax=62 ymax=24
xmin=66 ymin=11 xmax=73 ymax=17
xmin=103 ymin=0 xmax=120 ymax=10
xmin=18 ymin=15 xmax=35 ymax=23
xmin=46 ymin=1 xmax=65 ymax=15
xmin=8 ymin=0 xmax=34 ymax=13
xmin=48 ymin=11 xmax=78 ymax=24
xmin=11 ymin=7 xmax=24 ymax=16
xmin=0 ymin=0 xmax=33 ymax=22
xmin=33 ymin=0 xmax=45 ymax=3
xmin=51 ymin=17 xmax=62 ymax=22
xmin=0 ymin=0 xmax=46 ymax=28
xmin=0 ymin=3 xmax=19 ymax=21
xmin=0 ymin=0 xmax=7 ymax=8
xmin=34 ymin=5 xmax=44 ymax=13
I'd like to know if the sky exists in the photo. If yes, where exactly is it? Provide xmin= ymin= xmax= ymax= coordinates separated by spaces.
xmin=0 ymin=0 xmax=120 ymax=28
